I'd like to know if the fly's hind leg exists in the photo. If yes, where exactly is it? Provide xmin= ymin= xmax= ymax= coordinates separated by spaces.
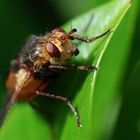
xmin=36 ymin=90 xmax=82 ymax=128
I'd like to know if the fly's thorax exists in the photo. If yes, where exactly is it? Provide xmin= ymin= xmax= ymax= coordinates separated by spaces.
xmin=18 ymin=35 xmax=47 ymax=71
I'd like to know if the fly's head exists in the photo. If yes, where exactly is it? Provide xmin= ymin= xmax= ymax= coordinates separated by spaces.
xmin=42 ymin=28 xmax=79 ymax=65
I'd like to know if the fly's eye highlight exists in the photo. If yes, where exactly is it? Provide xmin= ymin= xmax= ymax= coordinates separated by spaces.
xmin=46 ymin=42 xmax=61 ymax=58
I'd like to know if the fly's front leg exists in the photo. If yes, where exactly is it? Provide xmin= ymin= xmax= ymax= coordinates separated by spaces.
xmin=72 ymin=28 xmax=112 ymax=43
xmin=36 ymin=90 xmax=82 ymax=128
xmin=47 ymin=64 xmax=99 ymax=72
xmin=71 ymin=14 xmax=94 ymax=46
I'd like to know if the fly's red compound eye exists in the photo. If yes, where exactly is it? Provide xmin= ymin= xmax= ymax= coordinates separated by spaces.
xmin=46 ymin=42 xmax=61 ymax=58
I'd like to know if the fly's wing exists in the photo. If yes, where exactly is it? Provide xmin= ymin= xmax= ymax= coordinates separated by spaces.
xmin=18 ymin=35 xmax=44 ymax=68
xmin=0 ymin=33 xmax=48 ymax=127
xmin=0 ymin=72 xmax=30 ymax=127
xmin=0 ymin=99 xmax=10 ymax=127
xmin=21 ymin=35 xmax=40 ymax=52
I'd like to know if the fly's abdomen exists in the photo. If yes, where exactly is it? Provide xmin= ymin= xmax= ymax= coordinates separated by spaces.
xmin=6 ymin=69 xmax=43 ymax=101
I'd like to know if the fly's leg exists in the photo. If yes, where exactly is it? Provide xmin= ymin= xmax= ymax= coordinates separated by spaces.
xmin=36 ymin=90 xmax=82 ymax=128
xmin=70 ymin=14 xmax=94 ymax=46
xmin=70 ymin=14 xmax=94 ymax=36
xmin=72 ymin=28 xmax=112 ymax=43
xmin=69 ymin=13 xmax=112 ymax=43
xmin=47 ymin=64 xmax=99 ymax=72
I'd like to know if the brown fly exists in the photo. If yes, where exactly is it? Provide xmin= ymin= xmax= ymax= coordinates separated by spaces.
xmin=1 ymin=22 xmax=112 ymax=128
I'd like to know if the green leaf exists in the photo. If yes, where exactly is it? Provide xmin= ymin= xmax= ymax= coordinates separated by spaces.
xmin=112 ymin=61 xmax=140 ymax=140
xmin=0 ymin=103 xmax=51 ymax=140
xmin=111 ymin=0 xmax=140 ymax=139
xmin=0 ymin=0 xmax=132 ymax=140
xmin=56 ymin=0 xmax=132 ymax=140
xmin=92 ymin=0 xmax=139 ymax=139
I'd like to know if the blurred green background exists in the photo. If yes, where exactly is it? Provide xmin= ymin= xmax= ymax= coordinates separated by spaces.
xmin=0 ymin=0 xmax=140 ymax=140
